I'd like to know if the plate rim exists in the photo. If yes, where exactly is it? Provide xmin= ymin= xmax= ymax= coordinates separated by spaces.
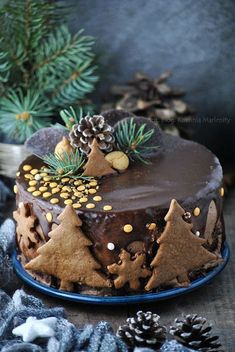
xmin=12 ymin=242 xmax=230 ymax=305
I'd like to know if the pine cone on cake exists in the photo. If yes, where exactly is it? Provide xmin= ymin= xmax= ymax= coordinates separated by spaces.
xmin=117 ymin=310 xmax=166 ymax=350
xmin=69 ymin=115 xmax=115 ymax=154
xmin=169 ymin=314 xmax=223 ymax=351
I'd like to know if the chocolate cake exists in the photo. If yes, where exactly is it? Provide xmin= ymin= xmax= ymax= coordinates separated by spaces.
xmin=13 ymin=110 xmax=225 ymax=295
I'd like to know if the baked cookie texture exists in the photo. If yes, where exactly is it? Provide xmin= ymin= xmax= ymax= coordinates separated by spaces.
xmin=13 ymin=111 xmax=225 ymax=295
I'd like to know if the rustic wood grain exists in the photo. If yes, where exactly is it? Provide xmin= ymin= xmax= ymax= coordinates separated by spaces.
xmin=5 ymin=188 xmax=235 ymax=351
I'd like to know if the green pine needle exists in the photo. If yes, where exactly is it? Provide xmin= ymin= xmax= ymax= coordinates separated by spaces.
xmin=114 ymin=118 xmax=159 ymax=164
xmin=42 ymin=149 xmax=91 ymax=180
xmin=0 ymin=88 xmax=51 ymax=142
xmin=59 ymin=106 xmax=83 ymax=130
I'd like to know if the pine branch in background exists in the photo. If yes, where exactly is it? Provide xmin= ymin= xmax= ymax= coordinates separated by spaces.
xmin=0 ymin=0 xmax=98 ymax=143
xmin=114 ymin=118 xmax=159 ymax=164
xmin=0 ymin=88 xmax=51 ymax=142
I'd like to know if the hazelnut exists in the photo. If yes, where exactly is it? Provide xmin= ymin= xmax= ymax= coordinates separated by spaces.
xmin=105 ymin=151 xmax=129 ymax=171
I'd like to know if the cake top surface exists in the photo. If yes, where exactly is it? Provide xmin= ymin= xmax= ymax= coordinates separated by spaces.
xmin=17 ymin=132 xmax=222 ymax=212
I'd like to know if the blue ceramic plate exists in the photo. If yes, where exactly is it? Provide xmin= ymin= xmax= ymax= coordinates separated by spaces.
xmin=12 ymin=243 xmax=229 ymax=305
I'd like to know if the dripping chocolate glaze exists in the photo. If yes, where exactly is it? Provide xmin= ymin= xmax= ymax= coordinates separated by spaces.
xmin=16 ymin=133 xmax=224 ymax=267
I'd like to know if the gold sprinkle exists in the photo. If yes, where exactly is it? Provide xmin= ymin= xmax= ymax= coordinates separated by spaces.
xmin=16 ymin=171 xmax=20 ymax=177
xmin=96 ymin=186 xmax=99 ymax=190
xmin=39 ymin=186 xmax=48 ymax=192
xmin=62 ymin=177 xmax=70 ymax=183
xmin=43 ymin=176 xmax=52 ymax=182
xmin=79 ymin=197 xmax=88 ymax=203
xmin=14 ymin=185 xmax=18 ymax=194
xmin=74 ymin=180 xmax=82 ymax=186
xmin=28 ymin=180 xmax=37 ymax=186
xmin=147 ymin=223 xmax=157 ymax=231
xmin=32 ymin=191 xmax=41 ymax=197
xmin=86 ymin=203 xmax=95 ymax=209
xmin=64 ymin=199 xmax=73 ymax=205
xmin=27 ymin=186 xmax=36 ymax=193
xmin=89 ymin=180 xmax=97 ymax=187
xmin=40 ymin=172 xmax=48 ymax=177
xmin=88 ymin=188 xmax=97 ymax=194
xmin=73 ymin=203 xmax=82 ymax=209
xmin=74 ymin=191 xmax=83 ymax=197
xmin=60 ymin=192 xmax=69 ymax=199
xmin=42 ymin=192 xmax=52 ymax=198
xmin=23 ymin=165 xmax=32 ymax=171
xmin=123 ymin=224 xmax=133 ymax=233
xmin=52 ymin=187 xmax=60 ymax=194
xmin=93 ymin=196 xmax=102 ymax=202
xmin=50 ymin=198 xmax=59 ymax=204
xmin=24 ymin=174 xmax=33 ymax=180
xmin=193 ymin=207 xmax=201 ymax=217
xmin=30 ymin=168 xmax=38 ymax=175
xmin=34 ymin=174 xmax=42 ymax=181
xmin=77 ymin=185 xmax=85 ymax=191
xmin=46 ymin=212 xmax=53 ymax=222
xmin=220 ymin=187 xmax=224 ymax=197
xmin=62 ymin=185 xmax=71 ymax=192
xmin=103 ymin=205 xmax=112 ymax=211
xmin=72 ymin=196 xmax=76 ymax=200
xmin=49 ymin=182 xmax=58 ymax=188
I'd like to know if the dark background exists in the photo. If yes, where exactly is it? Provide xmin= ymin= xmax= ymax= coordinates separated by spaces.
xmin=65 ymin=0 xmax=235 ymax=164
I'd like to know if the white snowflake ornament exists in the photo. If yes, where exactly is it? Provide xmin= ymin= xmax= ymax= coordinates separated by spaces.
xmin=12 ymin=316 xmax=57 ymax=342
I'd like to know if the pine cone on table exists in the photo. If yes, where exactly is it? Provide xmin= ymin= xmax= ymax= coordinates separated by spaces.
xmin=69 ymin=115 xmax=115 ymax=154
xmin=169 ymin=314 xmax=223 ymax=351
xmin=117 ymin=311 xmax=166 ymax=350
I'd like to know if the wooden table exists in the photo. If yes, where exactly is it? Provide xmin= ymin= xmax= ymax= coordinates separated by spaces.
xmin=4 ymin=188 xmax=235 ymax=351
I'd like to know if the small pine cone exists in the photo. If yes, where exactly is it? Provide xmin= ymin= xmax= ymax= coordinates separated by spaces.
xmin=69 ymin=115 xmax=114 ymax=154
xmin=117 ymin=311 xmax=166 ymax=350
xmin=170 ymin=314 xmax=223 ymax=351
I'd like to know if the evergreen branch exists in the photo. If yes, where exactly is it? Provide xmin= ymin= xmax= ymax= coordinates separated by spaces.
xmin=114 ymin=118 xmax=159 ymax=164
xmin=0 ymin=88 xmax=52 ymax=142
xmin=0 ymin=40 xmax=11 ymax=83
xmin=42 ymin=149 xmax=90 ymax=179
xmin=59 ymin=106 xmax=83 ymax=130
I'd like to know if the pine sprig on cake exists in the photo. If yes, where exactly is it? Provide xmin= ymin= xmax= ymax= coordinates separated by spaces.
xmin=59 ymin=106 xmax=83 ymax=130
xmin=114 ymin=117 xmax=159 ymax=163
xmin=0 ymin=0 xmax=98 ymax=143
xmin=42 ymin=149 xmax=90 ymax=180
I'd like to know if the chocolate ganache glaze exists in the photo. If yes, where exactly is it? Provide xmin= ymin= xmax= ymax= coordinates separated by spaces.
xmin=16 ymin=131 xmax=224 ymax=279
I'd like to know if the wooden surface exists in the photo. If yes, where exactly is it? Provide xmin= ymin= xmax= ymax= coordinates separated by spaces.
xmin=5 ymin=188 xmax=235 ymax=351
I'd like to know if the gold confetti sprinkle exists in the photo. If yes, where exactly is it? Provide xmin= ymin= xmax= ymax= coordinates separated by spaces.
xmin=60 ymin=192 xmax=69 ymax=199
xmin=123 ymin=224 xmax=133 ymax=233
xmin=50 ymin=198 xmax=59 ymax=204
xmin=62 ymin=185 xmax=71 ymax=192
xmin=13 ymin=185 xmax=18 ymax=194
xmin=77 ymin=185 xmax=85 ymax=191
xmin=61 ymin=177 xmax=70 ymax=183
xmin=74 ymin=180 xmax=82 ymax=186
xmin=103 ymin=205 xmax=112 ymax=211
xmin=72 ymin=196 xmax=76 ymax=200
xmin=34 ymin=174 xmax=42 ymax=181
xmin=64 ymin=199 xmax=73 ymax=205
xmin=147 ymin=223 xmax=157 ymax=231
xmin=193 ymin=207 xmax=201 ymax=217
xmin=220 ymin=187 xmax=224 ymax=197
xmin=23 ymin=165 xmax=32 ymax=171
xmin=73 ymin=203 xmax=82 ymax=209
xmin=74 ymin=191 xmax=83 ymax=197
xmin=86 ymin=203 xmax=95 ymax=209
xmin=39 ymin=186 xmax=48 ymax=192
xmin=32 ymin=191 xmax=41 ymax=197
xmin=27 ymin=186 xmax=36 ymax=193
xmin=93 ymin=196 xmax=102 ymax=202
xmin=16 ymin=171 xmax=20 ymax=177
xmin=88 ymin=188 xmax=97 ymax=194
xmin=43 ymin=176 xmax=52 ymax=182
xmin=52 ymin=187 xmax=60 ymax=194
xmin=28 ymin=180 xmax=37 ymax=186
xmin=79 ymin=197 xmax=88 ymax=203
xmin=30 ymin=169 xmax=38 ymax=175
xmin=49 ymin=182 xmax=58 ymax=188
xmin=42 ymin=192 xmax=52 ymax=198
xmin=46 ymin=212 xmax=53 ymax=222
xmin=24 ymin=174 xmax=33 ymax=180
xmin=89 ymin=180 xmax=97 ymax=187
xmin=40 ymin=172 xmax=48 ymax=177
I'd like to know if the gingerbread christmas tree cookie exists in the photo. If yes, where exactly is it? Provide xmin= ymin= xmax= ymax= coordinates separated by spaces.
xmin=25 ymin=205 xmax=111 ymax=291
xmin=107 ymin=249 xmax=151 ymax=290
xmin=145 ymin=199 xmax=217 ymax=291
